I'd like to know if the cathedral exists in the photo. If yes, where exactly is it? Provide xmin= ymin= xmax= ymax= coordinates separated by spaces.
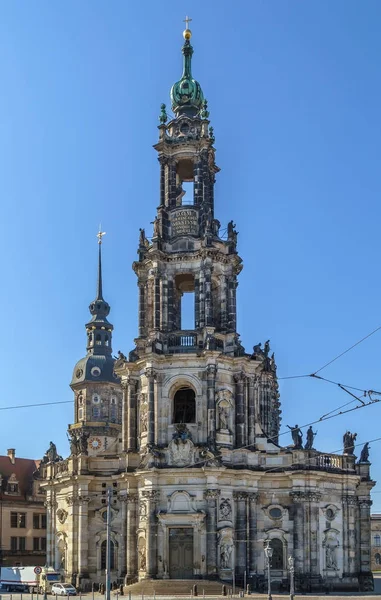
xmin=39 ymin=25 xmax=374 ymax=593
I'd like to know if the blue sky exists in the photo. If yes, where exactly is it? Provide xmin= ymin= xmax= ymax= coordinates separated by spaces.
xmin=1 ymin=1 xmax=381 ymax=508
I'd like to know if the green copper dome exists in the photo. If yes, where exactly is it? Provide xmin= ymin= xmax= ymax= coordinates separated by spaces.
xmin=170 ymin=33 xmax=204 ymax=117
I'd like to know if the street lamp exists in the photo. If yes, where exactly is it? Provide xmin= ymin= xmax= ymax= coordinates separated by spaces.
xmin=288 ymin=555 xmax=295 ymax=600
xmin=264 ymin=541 xmax=273 ymax=600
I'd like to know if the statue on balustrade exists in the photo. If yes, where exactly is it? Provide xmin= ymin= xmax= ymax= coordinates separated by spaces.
xmin=287 ymin=424 xmax=303 ymax=449
xmin=305 ymin=426 xmax=317 ymax=450
xmin=343 ymin=431 xmax=357 ymax=455
xmin=359 ymin=442 xmax=370 ymax=463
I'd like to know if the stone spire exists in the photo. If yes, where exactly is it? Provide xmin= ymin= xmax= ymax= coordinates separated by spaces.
xmin=86 ymin=229 xmax=113 ymax=356
xmin=170 ymin=21 xmax=204 ymax=117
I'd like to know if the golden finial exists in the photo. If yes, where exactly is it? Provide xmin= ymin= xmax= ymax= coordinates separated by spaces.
xmin=183 ymin=15 xmax=192 ymax=40
xmin=97 ymin=224 xmax=106 ymax=245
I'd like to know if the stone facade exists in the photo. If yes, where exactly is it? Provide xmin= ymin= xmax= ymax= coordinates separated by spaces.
xmin=371 ymin=514 xmax=381 ymax=570
xmin=40 ymin=28 xmax=374 ymax=593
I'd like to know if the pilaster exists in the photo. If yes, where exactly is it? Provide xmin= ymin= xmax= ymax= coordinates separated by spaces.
xmin=234 ymin=491 xmax=248 ymax=579
xmin=142 ymin=490 xmax=160 ymax=578
xmin=126 ymin=493 xmax=139 ymax=582
xmin=205 ymin=489 xmax=220 ymax=576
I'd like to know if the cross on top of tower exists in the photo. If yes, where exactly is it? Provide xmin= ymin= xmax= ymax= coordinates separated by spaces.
xmin=97 ymin=226 xmax=106 ymax=245
xmin=183 ymin=15 xmax=192 ymax=29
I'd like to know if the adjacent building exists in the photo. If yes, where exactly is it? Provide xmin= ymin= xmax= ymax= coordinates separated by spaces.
xmin=371 ymin=514 xmax=381 ymax=570
xmin=40 ymin=26 xmax=375 ymax=592
xmin=0 ymin=449 xmax=46 ymax=567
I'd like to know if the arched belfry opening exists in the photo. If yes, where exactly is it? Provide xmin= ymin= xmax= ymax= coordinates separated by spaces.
xmin=175 ymin=273 xmax=195 ymax=331
xmin=176 ymin=159 xmax=194 ymax=206
xmin=173 ymin=387 xmax=196 ymax=423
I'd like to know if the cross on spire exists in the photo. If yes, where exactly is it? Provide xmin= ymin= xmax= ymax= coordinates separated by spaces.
xmin=97 ymin=225 xmax=106 ymax=245
xmin=183 ymin=15 xmax=192 ymax=29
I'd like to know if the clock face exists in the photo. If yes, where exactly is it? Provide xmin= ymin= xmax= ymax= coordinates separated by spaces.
xmin=89 ymin=437 xmax=102 ymax=450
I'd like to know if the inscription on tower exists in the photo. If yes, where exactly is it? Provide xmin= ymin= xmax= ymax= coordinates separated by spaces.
xmin=171 ymin=209 xmax=198 ymax=237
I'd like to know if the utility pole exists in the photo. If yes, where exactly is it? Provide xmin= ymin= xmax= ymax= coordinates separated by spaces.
xmin=105 ymin=488 xmax=112 ymax=600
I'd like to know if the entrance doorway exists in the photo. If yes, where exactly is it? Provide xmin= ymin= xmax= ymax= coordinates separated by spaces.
xmin=169 ymin=528 xmax=194 ymax=579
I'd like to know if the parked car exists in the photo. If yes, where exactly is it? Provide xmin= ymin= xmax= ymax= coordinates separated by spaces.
xmin=51 ymin=583 xmax=77 ymax=596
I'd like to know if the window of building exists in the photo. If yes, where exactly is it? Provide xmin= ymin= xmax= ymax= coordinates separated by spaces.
xmin=10 ymin=537 xmax=17 ymax=552
xmin=41 ymin=514 xmax=47 ymax=529
xmin=376 ymin=552 xmax=381 ymax=565
xmin=375 ymin=534 xmax=381 ymax=547
xmin=101 ymin=540 xmax=115 ymax=571
xmin=173 ymin=387 xmax=196 ymax=423
xmin=95 ymin=334 xmax=102 ymax=345
xmin=11 ymin=512 xmax=26 ymax=528
xmin=41 ymin=537 xmax=46 ymax=551
xmin=269 ymin=538 xmax=283 ymax=570
xmin=7 ymin=482 xmax=19 ymax=494
xmin=33 ymin=537 xmax=40 ymax=551
xmin=18 ymin=537 xmax=26 ymax=552
xmin=33 ymin=514 xmax=40 ymax=529
xmin=110 ymin=402 xmax=117 ymax=422
xmin=105 ymin=335 xmax=109 ymax=346
xmin=93 ymin=406 xmax=100 ymax=419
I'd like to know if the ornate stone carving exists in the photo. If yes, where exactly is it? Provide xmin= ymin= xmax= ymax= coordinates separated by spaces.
xmin=139 ymin=501 xmax=148 ymax=520
xmin=233 ymin=491 xmax=248 ymax=501
xmin=358 ymin=499 xmax=372 ymax=509
xmin=44 ymin=499 xmax=57 ymax=510
xmin=57 ymin=508 xmax=68 ymax=524
xmin=65 ymin=495 xmax=77 ymax=506
xmin=248 ymin=493 xmax=259 ymax=503
xmin=290 ymin=491 xmax=321 ymax=503
xmin=342 ymin=495 xmax=358 ymax=506
xmin=323 ymin=529 xmax=339 ymax=570
xmin=142 ymin=490 xmax=160 ymax=503
xmin=138 ymin=538 xmax=146 ymax=571
xmin=218 ymin=527 xmax=233 ymax=571
xmin=219 ymin=497 xmax=232 ymax=520
xmin=168 ymin=426 xmax=195 ymax=467
xmin=126 ymin=493 xmax=139 ymax=505
xmin=204 ymin=489 xmax=220 ymax=501
xmin=78 ymin=495 xmax=91 ymax=505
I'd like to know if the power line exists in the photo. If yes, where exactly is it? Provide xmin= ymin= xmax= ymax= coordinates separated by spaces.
xmin=0 ymin=400 xmax=72 ymax=411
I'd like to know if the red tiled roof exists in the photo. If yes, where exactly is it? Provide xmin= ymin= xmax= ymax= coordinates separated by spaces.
xmin=0 ymin=455 xmax=40 ymax=499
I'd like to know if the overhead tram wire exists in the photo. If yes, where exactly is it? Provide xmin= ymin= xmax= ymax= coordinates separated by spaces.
xmin=278 ymin=324 xmax=381 ymax=381
xmin=0 ymin=400 xmax=73 ymax=411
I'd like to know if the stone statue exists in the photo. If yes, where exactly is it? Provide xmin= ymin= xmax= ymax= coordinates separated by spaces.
xmin=305 ymin=426 xmax=317 ymax=450
xmin=220 ymin=543 xmax=232 ymax=569
xmin=175 ymin=183 xmax=186 ymax=205
xmin=138 ymin=546 xmax=146 ymax=570
xmin=359 ymin=442 xmax=370 ymax=463
xmin=139 ymin=228 xmax=146 ymax=247
xmin=172 ymin=423 xmax=192 ymax=443
xmin=78 ymin=430 xmax=90 ymax=455
xmin=140 ymin=407 xmax=148 ymax=433
xmin=205 ymin=209 xmax=213 ymax=233
xmin=287 ymin=425 xmax=303 ymax=449
xmin=159 ymin=103 xmax=167 ymax=124
xmin=343 ymin=431 xmax=357 ymax=455
xmin=264 ymin=340 xmax=270 ymax=358
xmin=227 ymin=220 xmax=238 ymax=246
xmin=151 ymin=217 xmax=160 ymax=238
xmin=324 ymin=531 xmax=339 ymax=569
xmin=252 ymin=343 xmax=264 ymax=359
xmin=67 ymin=431 xmax=78 ymax=456
xmin=218 ymin=405 xmax=229 ymax=430
xmin=212 ymin=219 xmax=220 ymax=236
xmin=117 ymin=350 xmax=126 ymax=361
xmin=42 ymin=441 xmax=58 ymax=464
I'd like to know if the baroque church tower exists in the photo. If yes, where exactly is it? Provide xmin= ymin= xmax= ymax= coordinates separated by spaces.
xmin=40 ymin=24 xmax=374 ymax=594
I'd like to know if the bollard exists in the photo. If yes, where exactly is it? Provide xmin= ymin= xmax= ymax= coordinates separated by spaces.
xmin=116 ymin=592 xmax=119 ymax=600
xmin=202 ymin=589 xmax=205 ymax=599
xmin=128 ymin=593 xmax=131 ymax=600
xmin=120 ymin=584 xmax=124 ymax=597
xmin=222 ymin=585 xmax=226 ymax=597
xmin=92 ymin=589 xmax=95 ymax=600
xmin=193 ymin=584 xmax=198 ymax=597
xmin=246 ymin=584 xmax=250 ymax=596
xmin=154 ymin=592 xmax=156 ymax=600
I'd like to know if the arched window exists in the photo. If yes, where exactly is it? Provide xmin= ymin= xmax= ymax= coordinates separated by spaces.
xmin=96 ymin=334 xmax=102 ymax=345
xmin=93 ymin=406 xmax=100 ymax=419
xmin=105 ymin=334 xmax=109 ymax=346
xmin=375 ymin=553 xmax=381 ymax=565
xmin=375 ymin=534 xmax=381 ymax=547
xmin=110 ymin=399 xmax=117 ymax=422
xmin=173 ymin=387 xmax=196 ymax=423
xmin=270 ymin=538 xmax=283 ymax=569
xmin=101 ymin=540 xmax=115 ymax=571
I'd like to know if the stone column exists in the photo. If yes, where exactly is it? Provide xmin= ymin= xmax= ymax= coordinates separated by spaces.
xmin=248 ymin=493 xmax=258 ymax=575
xmin=194 ymin=158 xmax=203 ymax=206
xmin=290 ymin=491 xmax=321 ymax=588
xmin=248 ymin=376 xmax=256 ymax=446
xmin=118 ymin=495 xmax=127 ymax=578
xmin=204 ymin=268 xmax=213 ymax=327
xmin=227 ymin=276 xmax=237 ymax=331
xmin=206 ymin=365 xmax=217 ymax=448
xmin=44 ymin=495 xmax=56 ymax=567
xmin=167 ymin=278 xmax=174 ymax=331
xmin=194 ymin=274 xmax=200 ymax=329
xmin=127 ymin=378 xmax=137 ymax=452
xmin=160 ymin=276 xmax=168 ymax=331
xmin=205 ymin=489 xmax=220 ymax=577
xmin=168 ymin=160 xmax=177 ymax=209
xmin=143 ymin=490 xmax=160 ymax=578
xmin=126 ymin=493 xmax=138 ymax=582
xmin=342 ymin=496 xmax=357 ymax=576
xmin=146 ymin=368 xmax=155 ymax=446
xmin=220 ymin=275 xmax=228 ymax=330
xmin=138 ymin=282 xmax=146 ymax=337
xmin=77 ymin=495 xmax=90 ymax=580
xmin=198 ymin=269 xmax=205 ymax=329
xmin=65 ymin=495 xmax=77 ymax=578
xmin=358 ymin=498 xmax=373 ymax=589
xmin=159 ymin=156 xmax=166 ymax=207
xmin=234 ymin=372 xmax=245 ymax=448
xmin=153 ymin=273 xmax=161 ymax=330
xmin=234 ymin=491 xmax=248 ymax=581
